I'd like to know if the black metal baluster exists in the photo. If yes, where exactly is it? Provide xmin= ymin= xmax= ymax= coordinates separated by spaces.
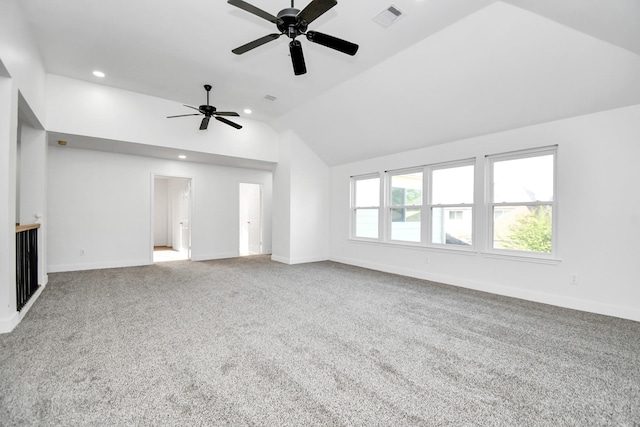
xmin=16 ymin=227 xmax=38 ymax=311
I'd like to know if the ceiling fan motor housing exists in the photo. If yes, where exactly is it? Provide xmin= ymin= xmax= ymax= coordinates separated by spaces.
xmin=277 ymin=8 xmax=307 ymax=38
xmin=199 ymin=105 xmax=216 ymax=116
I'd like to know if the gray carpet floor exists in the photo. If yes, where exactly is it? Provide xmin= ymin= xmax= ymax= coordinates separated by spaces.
xmin=1 ymin=255 xmax=639 ymax=426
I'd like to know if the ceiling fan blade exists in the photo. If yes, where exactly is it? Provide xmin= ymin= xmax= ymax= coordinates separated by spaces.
xmin=232 ymin=33 xmax=281 ymax=55
xmin=289 ymin=40 xmax=307 ymax=76
xmin=200 ymin=117 xmax=210 ymax=130
xmin=167 ymin=113 xmax=201 ymax=118
xmin=306 ymin=31 xmax=358 ymax=55
xmin=227 ymin=0 xmax=281 ymax=24
xmin=215 ymin=116 xmax=243 ymax=129
xmin=213 ymin=111 xmax=240 ymax=117
xmin=298 ymin=0 xmax=337 ymax=25
xmin=184 ymin=104 xmax=203 ymax=113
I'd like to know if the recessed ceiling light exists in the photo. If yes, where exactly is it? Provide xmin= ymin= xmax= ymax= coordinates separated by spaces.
xmin=178 ymin=155 xmax=186 ymax=159
xmin=92 ymin=70 xmax=105 ymax=78
xmin=244 ymin=109 xmax=252 ymax=114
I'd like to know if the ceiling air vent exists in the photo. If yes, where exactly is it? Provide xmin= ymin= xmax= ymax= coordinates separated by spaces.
xmin=373 ymin=5 xmax=403 ymax=28
xmin=264 ymin=94 xmax=277 ymax=101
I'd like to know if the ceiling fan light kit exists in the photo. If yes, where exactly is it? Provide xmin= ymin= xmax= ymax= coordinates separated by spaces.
xmin=228 ymin=0 xmax=359 ymax=76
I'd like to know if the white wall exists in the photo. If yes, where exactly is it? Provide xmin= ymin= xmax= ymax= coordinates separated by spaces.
xmin=289 ymin=132 xmax=330 ymax=263
xmin=271 ymin=130 xmax=330 ymax=264
xmin=330 ymin=104 xmax=640 ymax=322
xmin=0 ymin=0 xmax=47 ymax=120
xmin=19 ymin=124 xmax=47 ymax=286
xmin=0 ymin=76 xmax=19 ymax=331
xmin=48 ymin=146 xmax=273 ymax=272
xmin=0 ymin=0 xmax=47 ymax=332
xmin=153 ymin=178 xmax=168 ymax=246
xmin=271 ymin=136 xmax=292 ymax=262
xmin=46 ymin=75 xmax=278 ymax=164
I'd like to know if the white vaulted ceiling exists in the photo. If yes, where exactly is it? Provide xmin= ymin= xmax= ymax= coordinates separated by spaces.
xmin=16 ymin=0 xmax=640 ymax=165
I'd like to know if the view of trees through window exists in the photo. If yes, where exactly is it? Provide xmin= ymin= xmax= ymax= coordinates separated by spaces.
xmin=491 ymin=152 xmax=554 ymax=254
xmin=351 ymin=148 xmax=556 ymax=256
xmin=504 ymin=206 xmax=552 ymax=253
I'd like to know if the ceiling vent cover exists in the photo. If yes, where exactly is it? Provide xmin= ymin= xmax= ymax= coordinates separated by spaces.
xmin=373 ymin=5 xmax=403 ymax=28
xmin=264 ymin=94 xmax=277 ymax=101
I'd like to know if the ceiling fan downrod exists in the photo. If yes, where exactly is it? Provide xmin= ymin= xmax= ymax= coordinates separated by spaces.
xmin=204 ymin=84 xmax=212 ymax=105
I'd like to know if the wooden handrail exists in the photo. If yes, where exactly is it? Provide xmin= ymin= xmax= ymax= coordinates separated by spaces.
xmin=16 ymin=223 xmax=41 ymax=233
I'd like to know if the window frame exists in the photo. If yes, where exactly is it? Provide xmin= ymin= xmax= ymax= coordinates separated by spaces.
xmin=350 ymin=173 xmax=382 ymax=241
xmin=486 ymin=146 xmax=558 ymax=259
xmin=426 ymin=159 xmax=476 ymax=249
xmin=347 ymin=147 xmax=558 ymax=264
xmin=385 ymin=168 xmax=424 ymax=244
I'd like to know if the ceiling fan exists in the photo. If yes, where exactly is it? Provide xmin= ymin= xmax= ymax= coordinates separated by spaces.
xmin=167 ymin=85 xmax=242 ymax=130
xmin=228 ymin=0 xmax=359 ymax=75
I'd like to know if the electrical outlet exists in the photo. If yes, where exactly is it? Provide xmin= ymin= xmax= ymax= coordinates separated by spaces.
xmin=425 ymin=257 xmax=429 ymax=264
xmin=570 ymin=274 xmax=578 ymax=285
xmin=80 ymin=248 xmax=85 ymax=256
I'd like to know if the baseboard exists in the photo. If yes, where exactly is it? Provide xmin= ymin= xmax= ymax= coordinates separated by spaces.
xmin=270 ymin=254 xmax=290 ymax=264
xmin=0 ymin=312 xmax=20 ymax=334
xmin=48 ymin=258 xmax=152 ymax=273
xmin=19 ymin=282 xmax=47 ymax=321
xmin=191 ymin=252 xmax=239 ymax=262
xmin=271 ymin=254 xmax=329 ymax=265
xmin=330 ymin=255 xmax=640 ymax=322
xmin=0 ymin=277 xmax=50 ymax=334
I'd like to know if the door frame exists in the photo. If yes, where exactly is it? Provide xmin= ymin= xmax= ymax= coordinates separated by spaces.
xmin=150 ymin=173 xmax=194 ymax=263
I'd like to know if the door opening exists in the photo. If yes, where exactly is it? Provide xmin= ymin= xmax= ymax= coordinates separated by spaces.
xmin=239 ymin=183 xmax=262 ymax=256
xmin=153 ymin=175 xmax=192 ymax=262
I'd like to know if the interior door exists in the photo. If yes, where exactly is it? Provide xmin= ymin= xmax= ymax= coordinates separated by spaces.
xmin=239 ymin=183 xmax=262 ymax=256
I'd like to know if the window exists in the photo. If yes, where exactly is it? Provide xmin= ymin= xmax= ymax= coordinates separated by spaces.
xmin=348 ymin=147 xmax=555 ymax=261
xmin=488 ymin=148 xmax=556 ymax=254
xmin=448 ymin=210 xmax=463 ymax=220
xmin=352 ymin=175 xmax=380 ymax=239
xmin=429 ymin=163 xmax=474 ymax=246
xmin=388 ymin=171 xmax=422 ymax=242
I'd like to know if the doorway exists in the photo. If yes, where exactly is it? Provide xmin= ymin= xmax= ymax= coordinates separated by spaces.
xmin=153 ymin=175 xmax=191 ymax=262
xmin=239 ymin=183 xmax=262 ymax=256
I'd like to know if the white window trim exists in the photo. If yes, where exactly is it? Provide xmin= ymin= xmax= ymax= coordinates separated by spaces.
xmin=485 ymin=146 xmax=558 ymax=259
xmin=349 ymin=237 xmax=478 ymax=256
xmin=350 ymin=173 xmax=382 ymax=241
xmin=426 ymin=159 xmax=476 ymax=250
xmin=347 ymin=148 xmax=559 ymax=265
xmin=386 ymin=168 xmax=423 ymax=244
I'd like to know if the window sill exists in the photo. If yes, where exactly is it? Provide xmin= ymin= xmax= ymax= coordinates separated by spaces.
xmin=480 ymin=251 xmax=561 ymax=265
xmin=347 ymin=238 xmax=477 ymax=256
xmin=347 ymin=239 xmax=561 ymax=264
